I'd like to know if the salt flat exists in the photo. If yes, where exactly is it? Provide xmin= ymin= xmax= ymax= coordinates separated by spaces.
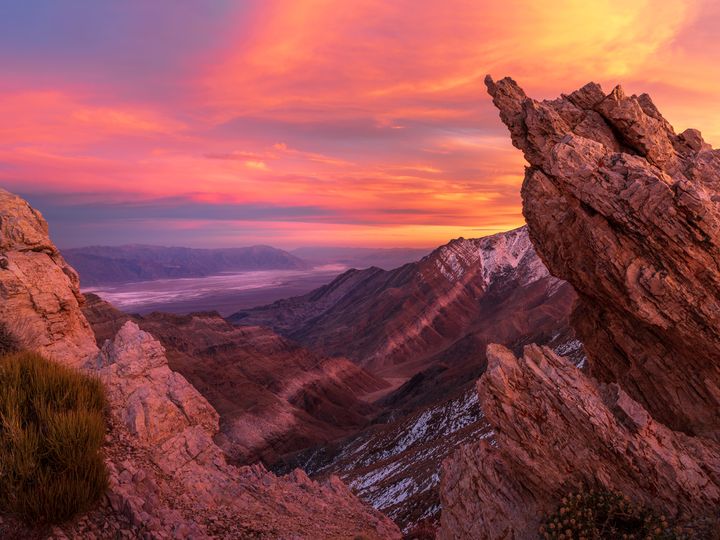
xmin=84 ymin=265 xmax=346 ymax=316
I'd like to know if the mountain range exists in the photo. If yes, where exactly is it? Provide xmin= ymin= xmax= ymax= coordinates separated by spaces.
xmin=62 ymin=244 xmax=309 ymax=286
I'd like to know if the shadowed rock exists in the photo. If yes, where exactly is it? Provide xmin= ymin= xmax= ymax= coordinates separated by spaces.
xmin=439 ymin=345 xmax=720 ymax=539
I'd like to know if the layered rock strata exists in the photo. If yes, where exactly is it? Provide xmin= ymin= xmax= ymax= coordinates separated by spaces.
xmin=485 ymin=76 xmax=720 ymax=439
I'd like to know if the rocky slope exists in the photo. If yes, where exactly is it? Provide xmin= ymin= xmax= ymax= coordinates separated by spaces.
xmin=82 ymin=296 xmax=388 ymax=467
xmin=437 ymin=78 xmax=720 ymax=538
xmin=440 ymin=345 xmax=720 ymax=539
xmin=233 ymin=226 xmax=577 ymax=379
xmin=124 ymin=310 xmax=387 ymax=466
xmin=64 ymin=244 xmax=308 ymax=286
xmin=0 ymin=188 xmax=401 ymax=539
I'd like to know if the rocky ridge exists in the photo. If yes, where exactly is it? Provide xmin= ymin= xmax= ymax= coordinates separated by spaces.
xmin=439 ymin=344 xmax=720 ymax=539
xmin=437 ymin=79 xmax=720 ymax=538
xmin=234 ymin=226 xmax=576 ymax=379
xmin=0 ymin=188 xmax=401 ymax=539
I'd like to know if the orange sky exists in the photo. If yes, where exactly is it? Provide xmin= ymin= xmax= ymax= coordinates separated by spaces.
xmin=2 ymin=0 xmax=719 ymax=248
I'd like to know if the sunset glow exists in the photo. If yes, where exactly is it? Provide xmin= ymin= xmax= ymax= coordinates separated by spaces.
xmin=3 ymin=0 xmax=720 ymax=248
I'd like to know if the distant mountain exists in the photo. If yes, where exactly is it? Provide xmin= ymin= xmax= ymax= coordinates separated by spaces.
xmin=231 ymin=226 xmax=576 ymax=377
xmin=290 ymin=246 xmax=433 ymax=271
xmin=63 ymin=244 xmax=309 ymax=286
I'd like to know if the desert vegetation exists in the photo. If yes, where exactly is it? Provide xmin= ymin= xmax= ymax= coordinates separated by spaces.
xmin=0 ymin=338 xmax=107 ymax=523
xmin=540 ymin=489 xmax=676 ymax=540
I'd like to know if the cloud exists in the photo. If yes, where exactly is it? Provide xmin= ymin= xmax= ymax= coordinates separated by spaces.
xmin=2 ymin=0 xmax=718 ymax=248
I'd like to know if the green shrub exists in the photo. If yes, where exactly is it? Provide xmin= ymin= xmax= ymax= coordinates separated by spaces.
xmin=0 ymin=351 xmax=108 ymax=523
xmin=540 ymin=489 xmax=677 ymax=540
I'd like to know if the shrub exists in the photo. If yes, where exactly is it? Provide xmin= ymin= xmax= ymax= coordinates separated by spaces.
xmin=0 ymin=322 xmax=20 ymax=356
xmin=540 ymin=489 xmax=677 ymax=540
xmin=0 ymin=351 xmax=108 ymax=523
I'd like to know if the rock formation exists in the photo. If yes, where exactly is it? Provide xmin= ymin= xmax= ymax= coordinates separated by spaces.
xmin=438 ymin=79 xmax=720 ymax=538
xmin=440 ymin=345 xmax=720 ymax=539
xmin=0 ymin=189 xmax=401 ymax=539
xmin=87 ymin=321 xmax=401 ymax=539
xmin=0 ymin=189 xmax=97 ymax=367
xmin=485 ymin=76 xmax=720 ymax=439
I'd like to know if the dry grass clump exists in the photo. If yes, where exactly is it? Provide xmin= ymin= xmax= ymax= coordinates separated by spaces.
xmin=540 ymin=489 xmax=677 ymax=540
xmin=0 ymin=351 xmax=108 ymax=523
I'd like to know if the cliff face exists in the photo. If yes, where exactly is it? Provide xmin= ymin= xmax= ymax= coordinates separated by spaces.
xmin=0 ymin=189 xmax=401 ymax=539
xmin=484 ymin=77 xmax=720 ymax=440
xmin=438 ymin=80 xmax=720 ymax=538
xmin=0 ymin=189 xmax=97 ymax=367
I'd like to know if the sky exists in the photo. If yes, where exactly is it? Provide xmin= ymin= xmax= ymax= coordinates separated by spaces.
xmin=1 ymin=0 xmax=719 ymax=249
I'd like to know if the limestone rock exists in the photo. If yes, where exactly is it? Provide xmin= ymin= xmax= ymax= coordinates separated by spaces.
xmin=0 ymin=189 xmax=97 ymax=367
xmin=485 ymin=76 xmax=720 ymax=439
xmin=439 ymin=345 xmax=720 ymax=539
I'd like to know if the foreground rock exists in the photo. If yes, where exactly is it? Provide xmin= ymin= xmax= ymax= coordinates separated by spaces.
xmin=0 ymin=189 xmax=96 ymax=367
xmin=85 ymin=321 xmax=401 ymax=539
xmin=485 ymin=76 xmax=720 ymax=439
xmin=437 ymin=78 xmax=720 ymax=538
xmin=439 ymin=345 xmax=720 ymax=539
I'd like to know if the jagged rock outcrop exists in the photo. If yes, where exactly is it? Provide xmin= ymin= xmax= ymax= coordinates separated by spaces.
xmin=439 ymin=345 xmax=720 ymax=539
xmin=485 ymin=77 xmax=720 ymax=439
xmin=85 ymin=321 xmax=401 ymax=539
xmin=437 ymin=79 xmax=720 ymax=538
xmin=0 ymin=188 xmax=97 ymax=367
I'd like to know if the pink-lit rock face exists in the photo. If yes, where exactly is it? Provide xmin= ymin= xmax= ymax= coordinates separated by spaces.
xmin=0 ymin=188 xmax=98 ymax=367
xmin=439 ymin=345 xmax=720 ymax=540
xmin=486 ymin=76 xmax=720 ymax=440
xmin=91 ymin=320 xmax=402 ymax=539
xmin=437 ymin=78 xmax=720 ymax=540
